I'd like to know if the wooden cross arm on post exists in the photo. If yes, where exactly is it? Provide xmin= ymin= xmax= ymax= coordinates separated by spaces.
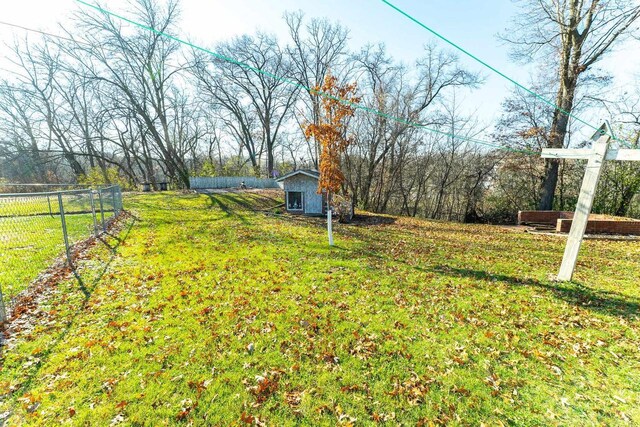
xmin=542 ymin=147 xmax=640 ymax=161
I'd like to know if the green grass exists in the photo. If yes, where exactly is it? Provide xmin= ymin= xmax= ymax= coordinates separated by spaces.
xmin=0 ymin=193 xmax=102 ymax=217
xmin=0 ymin=192 xmax=117 ymax=301
xmin=1 ymin=191 xmax=638 ymax=425
xmin=0 ymin=213 xmax=97 ymax=300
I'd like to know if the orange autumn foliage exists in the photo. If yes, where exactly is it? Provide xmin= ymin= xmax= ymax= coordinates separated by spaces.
xmin=305 ymin=73 xmax=360 ymax=196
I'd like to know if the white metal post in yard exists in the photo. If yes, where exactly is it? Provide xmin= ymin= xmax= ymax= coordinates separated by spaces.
xmin=550 ymin=136 xmax=610 ymax=281
xmin=327 ymin=194 xmax=334 ymax=246
xmin=541 ymin=122 xmax=640 ymax=281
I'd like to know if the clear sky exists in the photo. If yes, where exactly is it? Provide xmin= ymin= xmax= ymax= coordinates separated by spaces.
xmin=1 ymin=0 xmax=639 ymax=132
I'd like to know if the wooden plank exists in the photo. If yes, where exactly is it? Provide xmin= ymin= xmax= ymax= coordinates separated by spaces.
xmin=607 ymin=149 xmax=640 ymax=162
xmin=557 ymin=136 xmax=610 ymax=281
xmin=542 ymin=147 xmax=640 ymax=161
xmin=541 ymin=148 xmax=592 ymax=159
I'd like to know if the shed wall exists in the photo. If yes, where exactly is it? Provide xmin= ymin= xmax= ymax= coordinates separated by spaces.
xmin=283 ymin=175 xmax=323 ymax=214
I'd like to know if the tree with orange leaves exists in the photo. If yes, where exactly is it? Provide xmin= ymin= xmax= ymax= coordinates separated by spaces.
xmin=305 ymin=72 xmax=359 ymax=245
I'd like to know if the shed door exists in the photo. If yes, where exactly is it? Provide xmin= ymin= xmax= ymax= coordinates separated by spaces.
xmin=287 ymin=191 xmax=304 ymax=211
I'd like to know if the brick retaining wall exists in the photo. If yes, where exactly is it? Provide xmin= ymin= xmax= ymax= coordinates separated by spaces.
xmin=518 ymin=211 xmax=574 ymax=225
xmin=556 ymin=219 xmax=640 ymax=235
xmin=518 ymin=210 xmax=621 ymax=225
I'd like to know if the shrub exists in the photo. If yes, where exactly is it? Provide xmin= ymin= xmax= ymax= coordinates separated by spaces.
xmin=79 ymin=167 xmax=131 ymax=190
xmin=333 ymin=194 xmax=354 ymax=223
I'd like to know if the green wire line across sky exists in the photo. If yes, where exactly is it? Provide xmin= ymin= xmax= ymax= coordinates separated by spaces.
xmin=380 ymin=0 xmax=633 ymax=149
xmin=74 ymin=0 xmax=538 ymax=156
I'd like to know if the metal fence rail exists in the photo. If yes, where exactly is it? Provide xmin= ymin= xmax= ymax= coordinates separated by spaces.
xmin=0 ymin=185 xmax=123 ymax=322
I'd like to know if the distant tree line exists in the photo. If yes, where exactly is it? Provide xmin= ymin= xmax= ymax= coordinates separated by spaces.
xmin=1 ymin=0 xmax=639 ymax=222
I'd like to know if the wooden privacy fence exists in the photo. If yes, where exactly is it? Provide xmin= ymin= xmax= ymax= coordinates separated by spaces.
xmin=190 ymin=176 xmax=280 ymax=189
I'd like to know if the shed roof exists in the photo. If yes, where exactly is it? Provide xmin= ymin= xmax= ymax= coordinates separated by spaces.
xmin=275 ymin=169 xmax=320 ymax=182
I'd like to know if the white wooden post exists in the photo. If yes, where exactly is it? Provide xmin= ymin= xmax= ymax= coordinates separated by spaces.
xmin=557 ymin=137 xmax=609 ymax=281
xmin=541 ymin=122 xmax=640 ymax=281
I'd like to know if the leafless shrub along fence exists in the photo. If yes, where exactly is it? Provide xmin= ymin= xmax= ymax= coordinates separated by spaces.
xmin=0 ymin=185 xmax=123 ymax=322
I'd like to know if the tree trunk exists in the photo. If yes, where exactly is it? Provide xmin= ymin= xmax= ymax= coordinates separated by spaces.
xmin=538 ymin=159 xmax=560 ymax=210
xmin=537 ymin=68 xmax=577 ymax=209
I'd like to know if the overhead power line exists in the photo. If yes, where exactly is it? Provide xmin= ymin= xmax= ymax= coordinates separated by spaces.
xmin=380 ymin=0 xmax=634 ymax=149
xmin=0 ymin=20 xmax=90 ymax=46
xmin=73 ymin=0 xmax=537 ymax=156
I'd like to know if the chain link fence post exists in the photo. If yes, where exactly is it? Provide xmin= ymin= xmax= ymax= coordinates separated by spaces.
xmin=117 ymin=186 xmax=123 ymax=214
xmin=0 ymin=288 xmax=6 ymax=324
xmin=111 ymin=186 xmax=117 ymax=216
xmin=47 ymin=194 xmax=53 ymax=217
xmin=89 ymin=190 xmax=99 ymax=236
xmin=57 ymin=192 xmax=72 ymax=267
xmin=98 ymin=188 xmax=106 ymax=233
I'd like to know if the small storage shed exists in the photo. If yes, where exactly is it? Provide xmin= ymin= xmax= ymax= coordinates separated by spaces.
xmin=276 ymin=170 xmax=325 ymax=215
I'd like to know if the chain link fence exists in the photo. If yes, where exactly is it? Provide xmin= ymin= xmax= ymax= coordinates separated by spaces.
xmin=0 ymin=185 xmax=123 ymax=322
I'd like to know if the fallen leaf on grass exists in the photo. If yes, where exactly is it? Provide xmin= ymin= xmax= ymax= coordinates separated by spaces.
xmin=284 ymin=391 xmax=302 ymax=407
xmin=240 ymin=412 xmax=254 ymax=424
xmin=452 ymin=386 xmax=471 ymax=396
xmin=389 ymin=373 xmax=437 ymax=405
xmin=188 ymin=379 xmax=212 ymax=396
xmin=484 ymin=373 xmax=501 ymax=396
xmin=176 ymin=398 xmax=197 ymax=420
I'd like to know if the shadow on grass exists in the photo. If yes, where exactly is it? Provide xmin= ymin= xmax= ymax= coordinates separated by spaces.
xmin=74 ymin=216 xmax=136 ymax=300
xmin=433 ymin=265 xmax=640 ymax=319
xmin=349 ymin=213 xmax=397 ymax=227
xmin=204 ymin=194 xmax=249 ymax=224
xmin=345 ymin=238 xmax=639 ymax=320
xmin=229 ymin=196 xmax=639 ymax=319
xmin=6 ymin=216 xmax=136 ymax=404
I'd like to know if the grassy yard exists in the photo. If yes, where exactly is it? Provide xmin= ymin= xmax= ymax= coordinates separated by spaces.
xmin=1 ymin=191 xmax=638 ymax=425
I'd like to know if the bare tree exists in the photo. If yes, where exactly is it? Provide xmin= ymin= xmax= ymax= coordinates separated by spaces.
xmin=192 ymin=33 xmax=298 ymax=177
xmin=594 ymin=89 xmax=640 ymax=215
xmin=345 ymin=44 xmax=481 ymax=210
xmin=0 ymin=79 xmax=49 ymax=182
xmin=65 ymin=0 xmax=195 ymax=187
xmin=503 ymin=0 xmax=640 ymax=210
xmin=285 ymin=11 xmax=350 ymax=167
